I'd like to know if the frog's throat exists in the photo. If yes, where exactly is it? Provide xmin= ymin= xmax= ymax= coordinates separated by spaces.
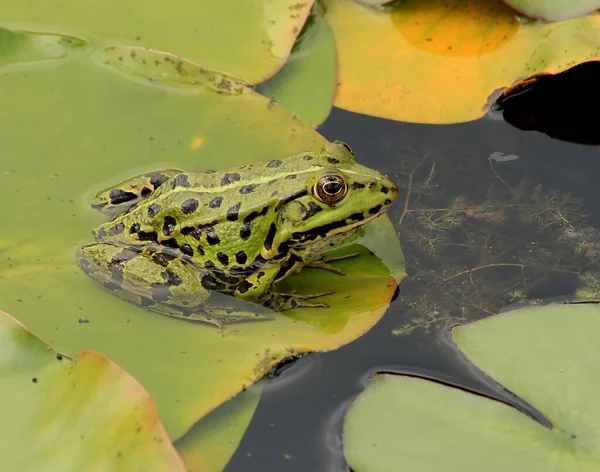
xmin=321 ymin=210 xmax=384 ymax=239
xmin=261 ymin=205 xmax=388 ymax=260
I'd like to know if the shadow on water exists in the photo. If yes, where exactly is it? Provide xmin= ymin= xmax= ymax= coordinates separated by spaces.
xmin=225 ymin=106 xmax=600 ymax=472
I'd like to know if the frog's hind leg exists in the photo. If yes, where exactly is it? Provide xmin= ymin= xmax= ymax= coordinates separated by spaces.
xmin=91 ymin=169 xmax=182 ymax=214
xmin=76 ymin=243 xmax=273 ymax=328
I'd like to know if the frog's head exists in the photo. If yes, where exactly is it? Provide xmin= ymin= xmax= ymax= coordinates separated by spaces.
xmin=264 ymin=141 xmax=398 ymax=258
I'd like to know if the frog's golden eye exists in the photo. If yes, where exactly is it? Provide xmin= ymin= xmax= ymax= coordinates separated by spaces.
xmin=314 ymin=174 xmax=347 ymax=204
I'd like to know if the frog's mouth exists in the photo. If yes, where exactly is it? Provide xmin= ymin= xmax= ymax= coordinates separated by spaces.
xmin=290 ymin=202 xmax=391 ymax=245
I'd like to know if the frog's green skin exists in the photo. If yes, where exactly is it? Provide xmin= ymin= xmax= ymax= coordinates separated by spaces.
xmin=76 ymin=141 xmax=398 ymax=327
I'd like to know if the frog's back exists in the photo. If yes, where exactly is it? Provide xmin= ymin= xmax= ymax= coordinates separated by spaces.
xmin=91 ymin=150 xmax=326 ymax=261
xmin=151 ymin=150 xmax=324 ymax=194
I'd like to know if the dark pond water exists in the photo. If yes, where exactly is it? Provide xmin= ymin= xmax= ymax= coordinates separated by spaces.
xmin=225 ymin=104 xmax=600 ymax=471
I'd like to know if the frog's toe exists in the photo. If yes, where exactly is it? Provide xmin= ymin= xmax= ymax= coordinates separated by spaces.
xmin=268 ymin=290 xmax=334 ymax=310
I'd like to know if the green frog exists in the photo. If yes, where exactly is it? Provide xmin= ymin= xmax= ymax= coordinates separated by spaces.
xmin=76 ymin=141 xmax=398 ymax=327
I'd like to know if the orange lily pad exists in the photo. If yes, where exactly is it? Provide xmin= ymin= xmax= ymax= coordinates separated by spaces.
xmin=323 ymin=0 xmax=600 ymax=124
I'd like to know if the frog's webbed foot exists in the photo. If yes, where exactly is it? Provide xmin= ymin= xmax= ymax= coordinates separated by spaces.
xmin=304 ymin=252 xmax=360 ymax=276
xmin=267 ymin=290 xmax=334 ymax=310
xmin=91 ymin=169 xmax=182 ymax=215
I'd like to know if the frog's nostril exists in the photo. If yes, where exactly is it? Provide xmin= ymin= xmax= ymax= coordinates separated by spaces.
xmin=380 ymin=183 xmax=398 ymax=195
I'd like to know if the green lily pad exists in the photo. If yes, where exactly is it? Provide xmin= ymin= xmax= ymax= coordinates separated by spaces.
xmin=0 ymin=310 xmax=185 ymax=471
xmin=344 ymin=303 xmax=600 ymax=471
xmin=0 ymin=27 xmax=86 ymax=67
xmin=1 ymin=0 xmax=314 ymax=84
xmin=504 ymin=0 xmax=600 ymax=21
xmin=256 ymin=9 xmax=337 ymax=127
xmin=358 ymin=215 xmax=405 ymax=283
xmin=0 ymin=40 xmax=401 ymax=441
xmin=175 ymin=381 xmax=264 ymax=471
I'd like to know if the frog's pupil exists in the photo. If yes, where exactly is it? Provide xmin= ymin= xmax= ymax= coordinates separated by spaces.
xmin=324 ymin=182 xmax=342 ymax=195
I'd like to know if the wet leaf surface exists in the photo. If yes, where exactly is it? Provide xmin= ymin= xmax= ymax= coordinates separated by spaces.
xmin=0 ymin=310 xmax=185 ymax=471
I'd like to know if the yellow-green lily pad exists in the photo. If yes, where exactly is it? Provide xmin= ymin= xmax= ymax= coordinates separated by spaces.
xmin=344 ymin=303 xmax=600 ymax=471
xmin=0 ymin=310 xmax=185 ymax=471
xmin=0 ymin=39 xmax=402 ymax=442
xmin=257 ymin=9 xmax=337 ymax=127
xmin=0 ymin=27 xmax=86 ymax=67
xmin=323 ymin=0 xmax=600 ymax=124
xmin=1 ymin=0 xmax=315 ymax=84
xmin=175 ymin=381 xmax=264 ymax=472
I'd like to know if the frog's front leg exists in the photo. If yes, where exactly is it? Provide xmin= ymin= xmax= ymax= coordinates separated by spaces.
xmin=91 ymin=169 xmax=182 ymax=214
xmin=303 ymin=252 xmax=360 ymax=276
xmin=77 ymin=243 xmax=272 ymax=327
xmin=235 ymin=265 xmax=333 ymax=310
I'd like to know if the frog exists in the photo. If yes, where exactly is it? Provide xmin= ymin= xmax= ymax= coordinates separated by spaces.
xmin=76 ymin=141 xmax=398 ymax=327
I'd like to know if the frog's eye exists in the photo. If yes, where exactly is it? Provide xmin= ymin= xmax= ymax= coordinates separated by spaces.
xmin=314 ymin=174 xmax=348 ymax=204
xmin=335 ymin=141 xmax=353 ymax=155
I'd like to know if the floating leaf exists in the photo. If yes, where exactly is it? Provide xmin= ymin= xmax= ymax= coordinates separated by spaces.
xmin=0 ymin=310 xmax=185 ymax=471
xmin=0 ymin=41 xmax=401 ymax=441
xmin=1 ymin=0 xmax=315 ymax=83
xmin=504 ymin=0 xmax=600 ymax=21
xmin=257 ymin=10 xmax=337 ymax=127
xmin=344 ymin=303 xmax=600 ymax=471
xmin=175 ymin=382 xmax=264 ymax=472
xmin=0 ymin=27 xmax=85 ymax=68
xmin=323 ymin=0 xmax=600 ymax=124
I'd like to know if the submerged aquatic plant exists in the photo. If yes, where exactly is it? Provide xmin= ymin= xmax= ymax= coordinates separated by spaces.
xmin=391 ymin=144 xmax=600 ymax=335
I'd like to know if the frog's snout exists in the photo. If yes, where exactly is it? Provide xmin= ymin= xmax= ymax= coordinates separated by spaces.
xmin=380 ymin=177 xmax=399 ymax=206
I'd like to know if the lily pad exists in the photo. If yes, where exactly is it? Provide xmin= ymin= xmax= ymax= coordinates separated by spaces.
xmin=0 ymin=40 xmax=401 ymax=441
xmin=323 ymin=0 xmax=600 ymax=124
xmin=504 ymin=0 xmax=600 ymax=21
xmin=344 ymin=303 xmax=600 ymax=471
xmin=257 ymin=9 xmax=337 ymax=127
xmin=0 ymin=27 xmax=86 ymax=67
xmin=1 ymin=0 xmax=315 ymax=83
xmin=0 ymin=310 xmax=185 ymax=471
xmin=175 ymin=381 xmax=264 ymax=472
